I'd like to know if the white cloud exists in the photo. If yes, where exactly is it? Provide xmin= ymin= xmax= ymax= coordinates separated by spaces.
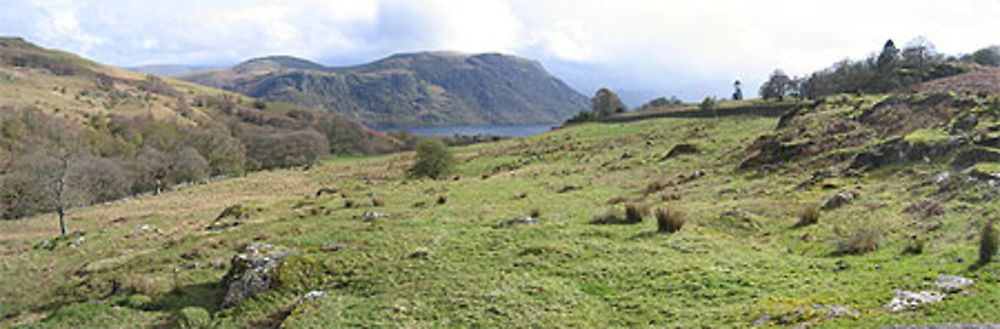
xmin=5 ymin=0 xmax=1000 ymax=101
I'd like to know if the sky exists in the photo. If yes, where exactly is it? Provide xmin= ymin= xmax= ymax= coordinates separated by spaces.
xmin=3 ymin=0 xmax=1000 ymax=105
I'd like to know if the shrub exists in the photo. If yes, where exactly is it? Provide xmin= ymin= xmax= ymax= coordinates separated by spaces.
xmin=980 ymin=218 xmax=997 ymax=265
xmin=796 ymin=204 xmax=821 ymax=227
xmin=834 ymin=225 xmax=883 ymax=255
xmin=409 ymin=138 xmax=455 ymax=179
xmin=624 ymin=203 xmax=646 ymax=224
xmin=655 ymin=206 xmax=686 ymax=233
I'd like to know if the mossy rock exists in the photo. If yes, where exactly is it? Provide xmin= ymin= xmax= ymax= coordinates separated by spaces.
xmin=275 ymin=253 xmax=338 ymax=292
xmin=178 ymin=306 xmax=212 ymax=329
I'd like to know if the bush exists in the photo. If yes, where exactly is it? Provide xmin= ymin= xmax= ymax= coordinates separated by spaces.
xmin=624 ymin=203 xmax=646 ymax=224
xmin=655 ymin=206 xmax=686 ymax=233
xmin=980 ymin=218 xmax=997 ymax=265
xmin=177 ymin=306 xmax=211 ymax=329
xmin=796 ymin=204 xmax=821 ymax=227
xmin=409 ymin=138 xmax=455 ymax=179
xmin=834 ymin=225 xmax=883 ymax=255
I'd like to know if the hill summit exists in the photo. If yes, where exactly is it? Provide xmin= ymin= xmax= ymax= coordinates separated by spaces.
xmin=182 ymin=52 xmax=590 ymax=127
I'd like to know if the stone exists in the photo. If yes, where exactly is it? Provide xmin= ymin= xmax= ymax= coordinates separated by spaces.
xmin=934 ymin=275 xmax=973 ymax=293
xmin=242 ymin=243 xmax=274 ymax=255
xmin=497 ymin=217 xmax=540 ymax=228
xmin=137 ymin=224 xmax=159 ymax=234
xmin=822 ymin=191 xmax=855 ymax=210
xmin=883 ymin=290 xmax=944 ymax=312
xmin=209 ymin=259 xmax=227 ymax=270
xmin=321 ymin=241 xmax=348 ymax=252
xmin=362 ymin=212 xmax=382 ymax=222
xmin=219 ymin=246 xmax=299 ymax=308
xmin=295 ymin=290 xmax=326 ymax=307
xmin=407 ymin=247 xmax=430 ymax=259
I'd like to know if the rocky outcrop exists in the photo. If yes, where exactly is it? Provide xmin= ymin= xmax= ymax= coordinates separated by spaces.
xmin=220 ymin=244 xmax=300 ymax=308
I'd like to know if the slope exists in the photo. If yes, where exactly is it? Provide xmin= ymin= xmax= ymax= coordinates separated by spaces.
xmin=3 ymin=86 xmax=1000 ymax=328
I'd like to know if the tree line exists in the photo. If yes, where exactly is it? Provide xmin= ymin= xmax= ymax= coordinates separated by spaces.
xmin=760 ymin=38 xmax=1000 ymax=100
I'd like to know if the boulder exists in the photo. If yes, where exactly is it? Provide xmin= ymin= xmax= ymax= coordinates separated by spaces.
xmin=822 ymin=191 xmax=855 ymax=210
xmin=883 ymin=290 xmax=943 ymax=312
xmin=935 ymin=275 xmax=973 ymax=293
xmin=220 ymin=246 xmax=299 ymax=308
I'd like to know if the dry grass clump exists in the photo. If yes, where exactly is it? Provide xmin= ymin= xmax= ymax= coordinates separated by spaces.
xmin=796 ymin=204 xmax=821 ymax=227
xmin=344 ymin=199 xmax=355 ymax=208
xmin=529 ymin=208 xmax=541 ymax=218
xmin=624 ymin=203 xmax=647 ymax=224
xmin=654 ymin=206 xmax=686 ymax=233
xmin=980 ymin=218 xmax=997 ymax=265
xmin=834 ymin=225 xmax=883 ymax=255
xmin=371 ymin=197 xmax=385 ymax=207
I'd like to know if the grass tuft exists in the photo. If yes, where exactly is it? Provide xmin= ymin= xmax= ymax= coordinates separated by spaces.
xmin=654 ymin=206 xmax=686 ymax=233
xmin=980 ymin=218 xmax=997 ymax=265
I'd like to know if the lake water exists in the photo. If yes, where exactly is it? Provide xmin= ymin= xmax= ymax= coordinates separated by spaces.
xmin=379 ymin=123 xmax=557 ymax=137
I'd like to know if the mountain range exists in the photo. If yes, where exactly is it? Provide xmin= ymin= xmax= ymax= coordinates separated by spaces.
xmin=179 ymin=52 xmax=590 ymax=127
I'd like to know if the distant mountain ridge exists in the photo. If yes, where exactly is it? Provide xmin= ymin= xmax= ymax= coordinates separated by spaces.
xmin=181 ymin=52 xmax=590 ymax=127
xmin=128 ymin=64 xmax=217 ymax=77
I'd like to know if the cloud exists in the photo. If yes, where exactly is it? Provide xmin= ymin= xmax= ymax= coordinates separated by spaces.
xmin=3 ymin=0 xmax=1000 ymax=102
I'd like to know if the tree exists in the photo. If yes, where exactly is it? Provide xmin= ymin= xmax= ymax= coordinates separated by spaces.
xmin=699 ymin=97 xmax=717 ymax=111
xmin=2 ymin=149 xmax=73 ymax=234
xmin=759 ymin=70 xmax=794 ymax=100
xmin=971 ymin=46 xmax=1000 ymax=67
xmin=169 ymin=147 xmax=210 ymax=184
xmin=592 ymin=88 xmax=626 ymax=117
xmin=732 ymin=80 xmax=743 ymax=100
xmin=132 ymin=146 xmax=170 ymax=195
xmin=409 ymin=138 xmax=455 ymax=179
xmin=68 ymin=156 xmax=130 ymax=205
xmin=876 ymin=39 xmax=900 ymax=73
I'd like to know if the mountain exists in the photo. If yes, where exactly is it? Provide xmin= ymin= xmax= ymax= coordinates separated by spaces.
xmin=181 ymin=52 xmax=591 ymax=127
xmin=128 ymin=64 xmax=217 ymax=77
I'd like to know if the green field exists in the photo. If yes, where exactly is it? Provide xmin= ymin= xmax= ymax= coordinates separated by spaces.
xmin=2 ymin=99 xmax=999 ymax=328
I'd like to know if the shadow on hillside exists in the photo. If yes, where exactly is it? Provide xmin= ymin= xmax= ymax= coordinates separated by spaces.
xmin=149 ymin=281 xmax=223 ymax=327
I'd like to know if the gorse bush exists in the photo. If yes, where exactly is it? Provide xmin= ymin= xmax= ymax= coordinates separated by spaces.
xmin=655 ymin=206 xmax=686 ymax=233
xmin=409 ymin=138 xmax=455 ymax=179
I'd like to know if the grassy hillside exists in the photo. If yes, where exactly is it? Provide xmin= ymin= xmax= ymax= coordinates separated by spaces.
xmin=0 ymin=37 xmax=411 ymax=220
xmin=181 ymin=52 xmax=590 ymax=127
xmin=4 ymin=84 xmax=1000 ymax=327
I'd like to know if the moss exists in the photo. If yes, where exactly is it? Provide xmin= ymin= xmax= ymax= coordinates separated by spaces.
xmin=275 ymin=253 xmax=334 ymax=292
xmin=177 ymin=306 xmax=212 ymax=329
xmin=903 ymin=128 xmax=951 ymax=145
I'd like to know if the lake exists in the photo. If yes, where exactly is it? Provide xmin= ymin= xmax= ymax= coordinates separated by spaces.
xmin=378 ymin=123 xmax=557 ymax=137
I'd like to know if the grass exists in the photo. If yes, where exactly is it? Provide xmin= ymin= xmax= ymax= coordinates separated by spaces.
xmin=2 ymin=105 xmax=1000 ymax=327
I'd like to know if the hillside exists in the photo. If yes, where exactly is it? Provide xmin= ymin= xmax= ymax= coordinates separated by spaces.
xmin=181 ymin=52 xmax=591 ymax=127
xmin=4 ymin=69 xmax=1000 ymax=327
xmin=128 ymin=64 xmax=216 ymax=77
xmin=0 ymin=37 xmax=404 ymax=220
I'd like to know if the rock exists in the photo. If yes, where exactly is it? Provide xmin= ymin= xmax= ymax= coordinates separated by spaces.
xmin=883 ymin=289 xmax=944 ymax=312
xmin=557 ymin=184 xmax=582 ymax=193
xmin=497 ymin=217 xmax=539 ymax=228
xmin=215 ymin=204 xmax=251 ymax=221
xmin=242 ymin=243 xmax=274 ymax=255
xmin=661 ymin=143 xmax=699 ymax=161
xmin=315 ymin=187 xmax=338 ymax=197
xmin=621 ymin=152 xmax=634 ymax=159
xmin=951 ymin=115 xmax=979 ymax=133
xmin=822 ymin=191 xmax=855 ymax=210
xmin=136 ymin=224 xmax=160 ymax=235
xmin=209 ymin=259 xmax=227 ymax=270
xmin=220 ymin=248 xmax=299 ymax=308
xmin=295 ymin=290 xmax=326 ymax=307
xmin=935 ymin=275 xmax=973 ymax=293
xmin=34 ymin=239 xmax=53 ymax=251
xmin=407 ymin=247 xmax=430 ymax=259
xmin=321 ymin=241 xmax=348 ymax=252
xmin=362 ymin=211 xmax=382 ymax=222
